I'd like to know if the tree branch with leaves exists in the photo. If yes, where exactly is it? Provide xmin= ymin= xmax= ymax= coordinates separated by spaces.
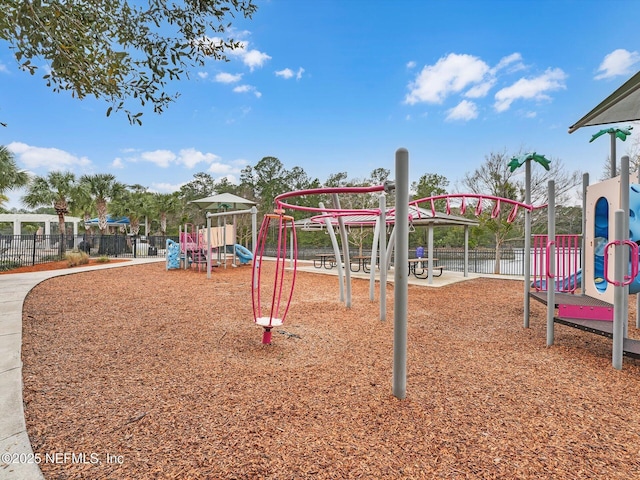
xmin=0 ymin=0 xmax=257 ymax=124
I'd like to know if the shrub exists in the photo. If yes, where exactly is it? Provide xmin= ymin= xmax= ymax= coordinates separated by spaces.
xmin=96 ymin=256 xmax=110 ymax=263
xmin=0 ymin=260 xmax=22 ymax=272
xmin=66 ymin=250 xmax=90 ymax=267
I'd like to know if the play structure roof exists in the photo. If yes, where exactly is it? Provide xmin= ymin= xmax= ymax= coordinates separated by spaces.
xmin=569 ymin=70 xmax=640 ymax=133
xmin=85 ymin=215 xmax=130 ymax=226
xmin=190 ymin=193 xmax=256 ymax=211
xmin=295 ymin=205 xmax=479 ymax=231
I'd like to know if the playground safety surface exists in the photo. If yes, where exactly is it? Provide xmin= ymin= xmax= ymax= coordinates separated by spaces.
xmin=17 ymin=261 xmax=640 ymax=479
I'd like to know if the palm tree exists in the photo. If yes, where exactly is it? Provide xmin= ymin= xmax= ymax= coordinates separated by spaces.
xmin=152 ymin=192 xmax=181 ymax=236
xmin=22 ymin=171 xmax=78 ymax=253
xmin=79 ymin=174 xmax=125 ymax=235
xmin=0 ymin=145 xmax=29 ymax=207
xmin=110 ymin=185 xmax=148 ymax=236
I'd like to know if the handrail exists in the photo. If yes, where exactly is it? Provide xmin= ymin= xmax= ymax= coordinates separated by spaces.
xmin=604 ymin=240 xmax=639 ymax=286
xmin=545 ymin=240 xmax=556 ymax=279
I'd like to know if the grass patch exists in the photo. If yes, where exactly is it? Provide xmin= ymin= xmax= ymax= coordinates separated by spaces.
xmin=65 ymin=250 xmax=90 ymax=267
xmin=96 ymin=256 xmax=111 ymax=263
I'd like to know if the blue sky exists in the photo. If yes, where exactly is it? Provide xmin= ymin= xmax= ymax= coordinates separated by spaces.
xmin=2 ymin=0 xmax=640 ymax=210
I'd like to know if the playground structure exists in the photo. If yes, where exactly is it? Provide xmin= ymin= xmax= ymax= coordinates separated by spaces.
xmin=165 ymin=207 xmax=258 ymax=274
xmin=254 ymin=149 xmax=640 ymax=404
xmin=529 ymin=155 xmax=640 ymax=369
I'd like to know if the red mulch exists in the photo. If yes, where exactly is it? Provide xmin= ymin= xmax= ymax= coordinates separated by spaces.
xmin=1 ymin=259 xmax=129 ymax=274
xmin=20 ymin=262 xmax=640 ymax=479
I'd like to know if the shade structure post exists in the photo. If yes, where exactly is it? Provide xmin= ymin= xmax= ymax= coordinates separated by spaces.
xmin=251 ymin=211 xmax=298 ymax=344
xmin=393 ymin=148 xmax=409 ymax=400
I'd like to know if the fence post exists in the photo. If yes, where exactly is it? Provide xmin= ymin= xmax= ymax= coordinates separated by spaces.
xmin=133 ymin=236 xmax=137 ymax=259
xmin=32 ymin=232 xmax=37 ymax=266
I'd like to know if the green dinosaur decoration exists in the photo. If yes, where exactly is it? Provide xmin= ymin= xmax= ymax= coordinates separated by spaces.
xmin=508 ymin=152 xmax=551 ymax=173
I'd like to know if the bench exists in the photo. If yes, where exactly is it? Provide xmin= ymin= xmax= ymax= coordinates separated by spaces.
xmin=313 ymin=254 xmax=336 ymax=269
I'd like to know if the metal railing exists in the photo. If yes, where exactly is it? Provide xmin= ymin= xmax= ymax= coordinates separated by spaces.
xmin=0 ymin=234 xmax=178 ymax=269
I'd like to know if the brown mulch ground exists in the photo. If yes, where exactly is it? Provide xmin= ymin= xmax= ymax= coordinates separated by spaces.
xmin=20 ymin=262 xmax=640 ymax=479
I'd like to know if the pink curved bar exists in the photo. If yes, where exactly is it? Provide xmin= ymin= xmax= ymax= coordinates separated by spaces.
xmin=251 ymin=212 xmax=298 ymax=344
xmin=604 ymin=240 xmax=639 ymax=286
xmin=491 ymin=200 xmax=501 ymax=219
xmin=545 ymin=240 xmax=556 ymax=278
xmin=275 ymin=185 xmax=385 ymax=214
xmin=475 ymin=198 xmax=483 ymax=216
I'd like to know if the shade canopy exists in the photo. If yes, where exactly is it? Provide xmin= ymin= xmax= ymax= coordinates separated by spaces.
xmin=190 ymin=193 xmax=256 ymax=211
xmin=295 ymin=205 xmax=479 ymax=230
xmin=568 ymin=70 xmax=640 ymax=133
xmin=86 ymin=215 xmax=129 ymax=226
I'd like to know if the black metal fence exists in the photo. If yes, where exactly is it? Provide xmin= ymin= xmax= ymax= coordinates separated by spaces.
xmin=0 ymin=234 xmax=178 ymax=270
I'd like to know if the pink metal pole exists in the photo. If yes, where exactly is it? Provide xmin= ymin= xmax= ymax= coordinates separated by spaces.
xmin=251 ymin=211 xmax=298 ymax=345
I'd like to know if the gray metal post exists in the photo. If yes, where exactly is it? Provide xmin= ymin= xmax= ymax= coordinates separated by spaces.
xmin=637 ymin=167 xmax=640 ymax=329
xmin=393 ymin=148 xmax=409 ymax=400
xmin=610 ymin=131 xmax=617 ymax=178
xmin=523 ymin=159 xmax=532 ymax=328
xmin=370 ymin=216 xmax=380 ymax=302
xmin=320 ymin=201 xmax=345 ymax=303
xmin=427 ymin=224 xmax=434 ymax=285
xmin=207 ymin=216 xmax=212 ymax=279
xmin=333 ymin=193 xmax=352 ymax=308
xmin=581 ymin=173 xmax=588 ymax=296
xmin=613 ymin=209 xmax=625 ymax=370
xmin=464 ymin=226 xmax=469 ymax=277
xmin=386 ymin=226 xmax=396 ymax=271
xmin=251 ymin=206 xmax=258 ymax=255
xmin=546 ymin=180 xmax=556 ymax=346
xmin=380 ymin=194 xmax=387 ymax=321
xmin=621 ymin=155 xmax=630 ymax=338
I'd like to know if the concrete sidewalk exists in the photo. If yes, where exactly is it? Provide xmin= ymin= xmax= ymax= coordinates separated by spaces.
xmin=0 ymin=257 xmax=164 ymax=480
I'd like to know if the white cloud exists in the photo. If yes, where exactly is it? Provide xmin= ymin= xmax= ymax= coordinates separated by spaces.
xmin=177 ymin=148 xmax=222 ymax=169
xmin=227 ymin=38 xmax=271 ymax=71
xmin=275 ymin=67 xmax=305 ymax=80
xmin=493 ymin=68 xmax=567 ymax=112
xmin=233 ymin=84 xmax=261 ymax=97
xmin=406 ymin=61 xmax=416 ymax=69
xmin=197 ymin=71 xmax=209 ymax=80
xmin=445 ymin=100 xmax=478 ymax=121
xmin=242 ymin=49 xmax=271 ymax=71
xmin=111 ymin=158 xmax=124 ymax=169
xmin=140 ymin=150 xmax=176 ymax=168
xmin=0 ymin=62 xmax=8 ymax=74
xmin=7 ymin=142 xmax=92 ymax=170
xmin=595 ymin=49 xmax=640 ymax=80
xmin=275 ymin=68 xmax=294 ymax=79
xmin=465 ymin=79 xmax=495 ymax=98
xmin=130 ymin=148 xmax=242 ymax=175
xmin=150 ymin=182 xmax=185 ymax=193
xmin=215 ymin=72 xmax=243 ymax=83
xmin=492 ymin=53 xmax=525 ymax=74
xmin=208 ymin=163 xmax=236 ymax=175
xmin=405 ymin=53 xmax=490 ymax=105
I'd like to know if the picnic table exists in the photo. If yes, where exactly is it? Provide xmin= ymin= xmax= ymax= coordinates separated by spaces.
xmin=350 ymin=255 xmax=371 ymax=273
xmin=408 ymin=258 xmax=444 ymax=279
xmin=313 ymin=254 xmax=337 ymax=269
